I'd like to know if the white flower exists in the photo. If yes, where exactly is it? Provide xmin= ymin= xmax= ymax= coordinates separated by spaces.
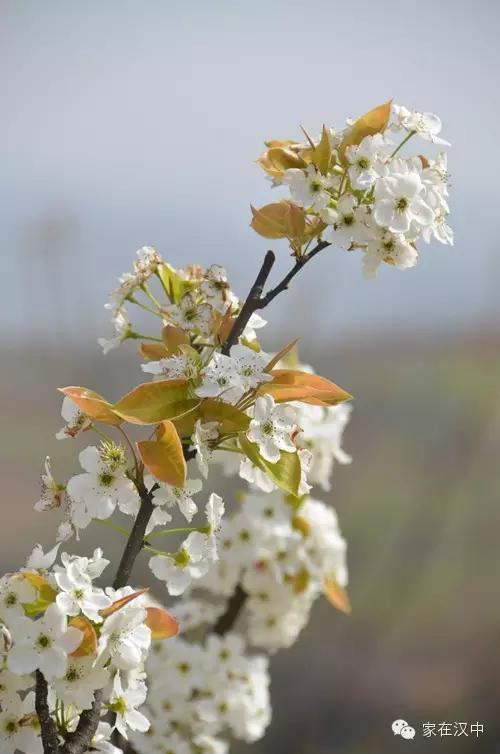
xmin=98 ymin=309 xmax=131 ymax=355
xmin=0 ymin=668 xmax=32 ymax=700
xmin=7 ymin=604 xmax=82 ymax=681
xmin=192 ymin=420 xmax=219 ymax=479
xmin=34 ymin=457 xmax=66 ymax=513
xmin=56 ymin=397 xmax=91 ymax=440
xmin=373 ymin=171 xmax=434 ymax=233
xmin=295 ymin=402 xmax=352 ymax=491
xmin=363 ymin=226 xmax=418 ymax=278
xmin=87 ymin=722 xmax=123 ymax=754
xmin=195 ymin=353 xmax=244 ymax=403
xmin=0 ymin=694 xmax=42 ymax=754
xmin=54 ymin=656 xmax=110 ymax=710
xmin=54 ymin=559 xmax=111 ymax=622
xmin=247 ymin=394 xmax=296 ymax=463
xmin=422 ymin=208 xmax=454 ymax=246
xmin=110 ymin=673 xmax=150 ymax=738
xmin=152 ymin=478 xmax=202 ymax=522
xmin=66 ymin=445 xmax=139 ymax=530
xmin=141 ymin=351 xmax=199 ymax=381
xmin=135 ymin=245 xmax=161 ymax=275
xmin=0 ymin=575 xmax=37 ymax=624
xmin=149 ymin=532 xmax=210 ymax=596
xmin=345 ymin=133 xmax=390 ymax=189
xmin=230 ymin=345 xmax=273 ymax=391
xmin=392 ymin=104 xmax=450 ymax=146
xmin=284 ymin=165 xmax=333 ymax=211
xmin=25 ymin=542 xmax=60 ymax=571
xmin=321 ymin=195 xmax=368 ymax=248
xmin=98 ymin=607 xmax=151 ymax=671
xmin=145 ymin=506 xmax=172 ymax=536
xmin=242 ymin=312 xmax=267 ymax=342
xmin=163 ymin=293 xmax=213 ymax=335
xmin=200 ymin=265 xmax=238 ymax=314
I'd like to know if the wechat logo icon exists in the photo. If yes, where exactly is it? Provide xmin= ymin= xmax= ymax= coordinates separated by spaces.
xmin=392 ymin=720 xmax=416 ymax=740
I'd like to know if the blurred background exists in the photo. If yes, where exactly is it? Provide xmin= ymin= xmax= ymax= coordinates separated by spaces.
xmin=2 ymin=0 xmax=500 ymax=751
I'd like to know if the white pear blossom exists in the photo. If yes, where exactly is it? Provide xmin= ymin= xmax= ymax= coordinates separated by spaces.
xmin=345 ymin=133 xmax=390 ymax=189
xmin=152 ymin=478 xmax=203 ymax=522
xmin=0 ymin=575 xmax=37 ymax=624
xmin=285 ymin=165 xmax=334 ymax=210
xmin=195 ymin=353 xmax=244 ymax=402
xmin=192 ymin=420 xmax=219 ymax=479
xmin=54 ymin=558 xmax=111 ymax=622
xmin=363 ymin=226 xmax=418 ymax=278
xmin=163 ymin=292 xmax=213 ymax=335
xmin=321 ymin=195 xmax=368 ymax=248
xmin=230 ymin=344 xmax=273 ymax=391
xmin=110 ymin=673 xmax=150 ymax=738
xmin=141 ymin=351 xmax=199 ymax=380
xmin=149 ymin=532 xmax=210 ymax=596
xmin=373 ymin=170 xmax=434 ymax=233
xmin=392 ymin=104 xmax=450 ymax=146
xmin=98 ymin=606 xmax=151 ymax=671
xmin=98 ymin=308 xmax=131 ymax=355
xmin=56 ymin=396 xmax=91 ymax=440
xmin=26 ymin=542 xmax=60 ymax=571
xmin=7 ymin=604 xmax=82 ymax=681
xmin=67 ymin=445 xmax=139 ymax=530
xmin=34 ymin=457 xmax=66 ymax=512
xmin=0 ymin=693 xmax=42 ymax=754
xmin=0 ymin=668 xmax=32 ymax=700
xmin=87 ymin=722 xmax=123 ymax=754
xmin=200 ymin=265 xmax=238 ymax=314
xmin=247 ymin=394 xmax=296 ymax=463
xmin=54 ymin=656 xmax=110 ymax=709
xmin=243 ymin=312 xmax=267 ymax=341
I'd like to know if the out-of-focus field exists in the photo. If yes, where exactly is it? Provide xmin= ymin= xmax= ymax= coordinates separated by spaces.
xmin=2 ymin=331 xmax=499 ymax=753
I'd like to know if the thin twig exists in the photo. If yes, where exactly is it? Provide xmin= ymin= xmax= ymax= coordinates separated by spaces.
xmin=214 ymin=240 xmax=331 ymax=635
xmin=222 ymin=250 xmax=276 ymax=354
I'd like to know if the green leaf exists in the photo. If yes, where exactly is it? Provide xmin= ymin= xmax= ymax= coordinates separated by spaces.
xmin=158 ymin=263 xmax=196 ymax=304
xmin=311 ymin=125 xmax=332 ymax=175
xmin=112 ymin=380 xmax=199 ymax=425
xmin=200 ymin=400 xmax=250 ymax=433
xmin=239 ymin=433 xmax=301 ymax=496
xmin=137 ymin=421 xmax=187 ymax=485
xmin=338 ymin=100 xmax=392 ymax=164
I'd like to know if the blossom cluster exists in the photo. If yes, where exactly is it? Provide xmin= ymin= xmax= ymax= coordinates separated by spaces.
xmin=0 ymin=545 xmax=175 ymax=753
xmin=2 ymin=102 xmax=450 ymax=754
xmin=16 ymin=247 xmax=354 ymax=754
xmin=132 ymin=630 xmax=271 ymax=754
xmin=253 ymin=101 xmax=452 ymax=276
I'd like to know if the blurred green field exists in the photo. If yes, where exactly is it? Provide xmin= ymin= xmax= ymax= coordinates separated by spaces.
xmin=1 ymin=331 xmax=499 ymax=753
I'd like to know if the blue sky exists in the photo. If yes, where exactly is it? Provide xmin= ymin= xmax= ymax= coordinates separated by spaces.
xmin=2 ymin=0 xmax=499 ymax=344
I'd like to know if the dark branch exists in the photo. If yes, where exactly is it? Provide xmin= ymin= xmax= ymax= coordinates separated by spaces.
xmin=212 ymin=584 xmax=247 ymax=635
xmin=35 ymin=671 xmax=60 ymax=754
xmin=260 ymin=241 xmax=330 ymax=307
xmin=214 ymin=240 xmax=331 ymax=636
xmin=112 ymin=481 xmax=156 ymax=590
xmin=222 ymin=250 xmax=276 ymax=354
